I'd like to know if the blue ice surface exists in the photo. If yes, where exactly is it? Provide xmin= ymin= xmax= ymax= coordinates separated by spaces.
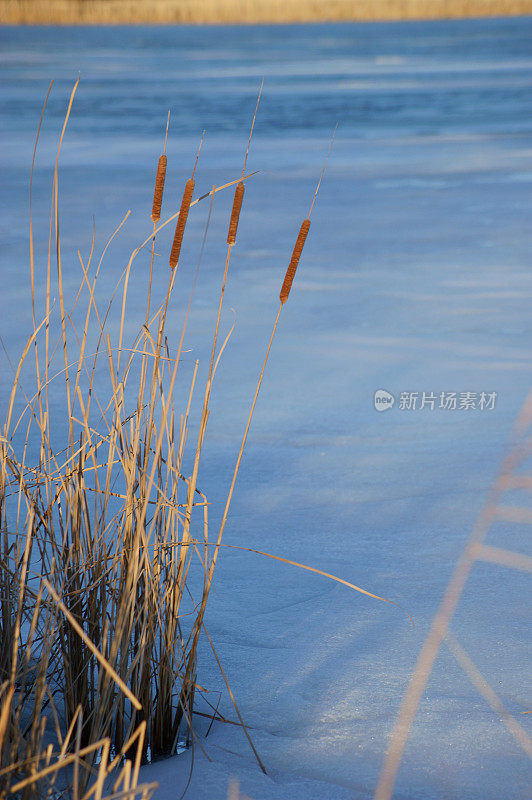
xmin=1 ymin=16 xmax=531 ymax=800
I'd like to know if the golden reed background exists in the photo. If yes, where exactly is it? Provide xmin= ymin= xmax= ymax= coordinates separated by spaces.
xmin=1 ymin=0 xmax=532 ymax=24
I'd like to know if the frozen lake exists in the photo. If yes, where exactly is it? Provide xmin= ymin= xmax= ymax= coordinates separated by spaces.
xmin=1 ymin=16 xmax=531 ymax=800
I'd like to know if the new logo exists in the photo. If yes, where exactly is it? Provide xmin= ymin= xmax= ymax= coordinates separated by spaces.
xmin=374 ymin=389 xmax=395 ymax=412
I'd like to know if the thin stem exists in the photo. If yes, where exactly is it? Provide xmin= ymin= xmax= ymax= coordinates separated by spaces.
xmin=308 ymin=123 xmax=337 ymax=218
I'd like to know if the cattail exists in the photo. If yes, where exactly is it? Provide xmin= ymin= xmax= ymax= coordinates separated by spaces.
xmin=280 ymin=218 xmax=310 ymax=304
xmin=151 ymin=155 xmax=167 ymax=222
xmin=169 ymin=178 xmax=195 ymax=269
xmin=227 ymin=181 xmax=245 ymax=245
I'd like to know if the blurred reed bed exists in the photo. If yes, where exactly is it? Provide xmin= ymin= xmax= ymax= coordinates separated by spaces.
xmin=1 ymin=0 xmax=530 ymax=24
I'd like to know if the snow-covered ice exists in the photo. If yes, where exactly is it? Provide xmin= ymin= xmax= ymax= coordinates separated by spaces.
xmin=1 ymin=17 xmax=531 ymax=799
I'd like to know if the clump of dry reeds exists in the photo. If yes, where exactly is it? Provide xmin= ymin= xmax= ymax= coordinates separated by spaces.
xmin=0 ymin=75 xmax=279 ymax=795
xmin=1 ymin=78 xmax=408 ymax=799
xmin=0 ymin=78 xmax=258 ymax=794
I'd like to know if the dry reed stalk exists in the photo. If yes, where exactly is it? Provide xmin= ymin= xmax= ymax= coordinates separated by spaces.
xmin=147 ymin=112 xmax=170 ymax=332
xmin=280 ymin=218 xmax=310 ymax=304
xmin=445 ymin=632 xmax=532 ymax=758
xmin=227 ymin=777 xmax=240 ymax=800
xmin=43 ymin=580 xmax=142 ymax=712
xmin=202 ymin=131 xmax=335 ymax=577
xmin=169 ymin=178 xmax=195 ymax=269
xmin=277 ymin=127 xmax=335 ymax=304
xmin=226 ymin=79 xmax=262 ymax=247
xmin=227 ymin=181 xmax=245 ymax=244
xmin=151 ymin=156 xmax=167 ymax=224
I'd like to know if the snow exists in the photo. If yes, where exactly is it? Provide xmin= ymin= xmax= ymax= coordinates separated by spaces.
xmin=1 ymin=16 xmax=531 ymax=800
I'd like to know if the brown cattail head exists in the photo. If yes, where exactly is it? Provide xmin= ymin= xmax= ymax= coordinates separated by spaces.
xmin=280 ymin=218 xmax=310 ymax=304
xmin=151 ymin=155 xmax=167 ymax=222
xmin=227 ymin=181 xmax=245 ymax=245
xmin=169 ymin=178 xmax=195 ymax=269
